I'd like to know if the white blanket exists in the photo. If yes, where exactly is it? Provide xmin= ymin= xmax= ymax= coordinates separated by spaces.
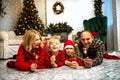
xmin=0 ymin=59 xmax=120 ymax=80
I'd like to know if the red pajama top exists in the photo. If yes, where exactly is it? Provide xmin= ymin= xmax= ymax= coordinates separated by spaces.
xmin=44 ymin=50 xmax=66 ymax=68
xmin=15 ymin=43 xmax=47 ymax=71
xmin=65 ymin=55 xmax=84 ymax=66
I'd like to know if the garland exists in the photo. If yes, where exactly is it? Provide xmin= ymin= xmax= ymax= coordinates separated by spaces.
xmin=53 ymin=1 xmax=64 ymax=15
xmin=0 ymin=0 xmax=6 ymax=17
xmin=0 ymin=0 xmax=2 ymax=13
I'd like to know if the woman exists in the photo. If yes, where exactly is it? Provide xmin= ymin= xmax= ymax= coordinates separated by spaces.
xmin=7 ymin=29 xmax=47 ymax=71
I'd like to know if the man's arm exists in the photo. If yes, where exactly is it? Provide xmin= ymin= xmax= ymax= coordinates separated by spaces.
xmin=92 ymin=44 xmax=105 ymax=66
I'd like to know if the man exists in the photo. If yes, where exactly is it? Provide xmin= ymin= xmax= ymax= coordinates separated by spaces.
xmin=76 ymin=30 xmax=105 ymax=68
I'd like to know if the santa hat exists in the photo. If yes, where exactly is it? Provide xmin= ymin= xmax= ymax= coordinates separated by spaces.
xmin=64 ymin=40 xmax=74 ymax=49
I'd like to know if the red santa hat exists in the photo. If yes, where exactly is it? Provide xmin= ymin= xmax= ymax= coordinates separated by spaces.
xmin=64 ymin=40 xmax=74 ymax=49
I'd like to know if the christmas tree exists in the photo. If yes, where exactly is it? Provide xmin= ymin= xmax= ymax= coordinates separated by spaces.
xmin=14 ymin=0 xmax=45 ymax=36
xmin=94 ymin=0 xmax=104 ymax=16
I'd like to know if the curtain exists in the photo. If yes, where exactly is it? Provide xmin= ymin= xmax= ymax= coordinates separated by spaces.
xmin=102 ymin=0 xmax=114 ymax=51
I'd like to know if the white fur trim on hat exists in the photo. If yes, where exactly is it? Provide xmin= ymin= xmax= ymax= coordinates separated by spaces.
xmin=65 ymin=45 xmax=74 ymax=49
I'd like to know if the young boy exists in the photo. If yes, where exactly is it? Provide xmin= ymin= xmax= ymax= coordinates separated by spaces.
xmin=45 ymin=35 xmax=66 ymax=68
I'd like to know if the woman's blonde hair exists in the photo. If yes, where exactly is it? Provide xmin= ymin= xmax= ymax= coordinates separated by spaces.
xmin=22 ymin=29 xmax=42 ymax=52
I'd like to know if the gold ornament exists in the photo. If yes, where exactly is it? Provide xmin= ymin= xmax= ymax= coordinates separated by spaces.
xmin=83 ymin=48 xmax=87 ymax=54
xmin=35 ymin=55 xmax=39 ymax=60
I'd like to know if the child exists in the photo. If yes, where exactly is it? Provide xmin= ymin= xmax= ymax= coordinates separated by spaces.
xmin=64 ymin=40 xmax=80 ymax=69
xmin=45 ymin=35 xmax=66 ymax=68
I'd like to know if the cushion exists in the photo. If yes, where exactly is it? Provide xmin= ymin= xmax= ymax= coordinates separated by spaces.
xmin=91 ymin=32 xmax=98 ymax=37
xmin=8 ymin=39 xmax=22 ymax=45
xmin=8 ymin=31 xmax=16 ymax=40
xmin=0 ymin=31 xmax=8 ymax=40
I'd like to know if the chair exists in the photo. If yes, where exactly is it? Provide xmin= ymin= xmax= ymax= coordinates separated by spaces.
xmin=83 ymin=16 xmax=107 ymax=44
xmin=0 ymin=31 xmax=23 ymax=58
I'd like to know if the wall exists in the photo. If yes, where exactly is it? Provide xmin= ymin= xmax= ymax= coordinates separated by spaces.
xmin=116 ymin=0 xmax=120 ymax=51
xmin=1 ymin=0 xmax=119 ymax=51
xmin=0 ymin=0 xmax=22 ymax=31
xmin=0 ymin=0 xmax=94 ymax=40
xmin=113 ymin=0 xmax=120 ymax=51
xmin=46 ymin=0 xmax=94 ymax=40
xmin=0 ymin=0 xmax=46 ymax=31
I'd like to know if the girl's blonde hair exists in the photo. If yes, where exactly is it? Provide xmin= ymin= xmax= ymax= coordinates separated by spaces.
xmin=48 ymin=35 xmax=61 ymax=45
xmin=65 ymin=48 xmax=76 ymax=59
xmin=22 ymin=29 xmax=42 ymax=52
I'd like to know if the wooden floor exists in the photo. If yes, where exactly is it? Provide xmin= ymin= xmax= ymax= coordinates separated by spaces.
xmin=0 ymin=52 xmax=120 ymax=80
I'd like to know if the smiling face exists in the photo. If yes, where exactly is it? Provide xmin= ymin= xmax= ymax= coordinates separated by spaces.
xmin=32 ymin=34 xmax=41 ymax=49
xmin=80 ymin=31 xmax=94 ymax=48
xmin=49 ymin=38 xmax=61 ymax=55
xmin=65 ymin=48 xmax=74 ymax=56
xmin=23 ymin=29 xmax=42 ymax=52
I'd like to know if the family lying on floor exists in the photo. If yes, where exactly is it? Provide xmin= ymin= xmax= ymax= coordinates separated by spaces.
xmin=7 ymin=29 xmax=120 ymax=71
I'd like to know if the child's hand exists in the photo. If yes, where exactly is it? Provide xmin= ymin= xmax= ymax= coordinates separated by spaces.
xmin=71 ymin=61 xmax=79 ymax=69
xmin=31 ymin=63 xmax=37 ymax=71
xmin=52 ymin=63 xmax=58 ymax=68
xmin=50 ymin=55 xmax=57 ymax=68
xmin=50 ymin=55 xmax=56 ymax=65
xmin=65 ymin=61 xmax=79 ymax=69
xmin=65 ymin=60 xmax=73 ymax=66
